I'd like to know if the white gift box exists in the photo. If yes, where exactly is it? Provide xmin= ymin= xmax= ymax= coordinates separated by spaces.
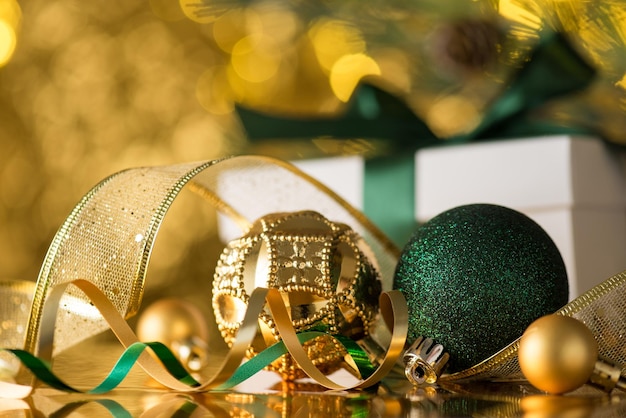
xmin=294 ymin=156 xmax=365 ymax=210
xmin=293 ymin=135 xmax=626 ymax=300
xmin=415 ymin=135 xmax=626 ymax=299
xmin=216 ymin=156 xmax=366 ymax=244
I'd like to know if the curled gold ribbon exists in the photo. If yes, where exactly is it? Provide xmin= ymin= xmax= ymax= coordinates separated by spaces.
xmin=1 ymin=279 xmax=407 ymax=398
xmin=266 ymin=288 xmax=407 ymax=390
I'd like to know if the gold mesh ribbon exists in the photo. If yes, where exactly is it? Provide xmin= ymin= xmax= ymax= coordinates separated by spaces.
xmin=24 ymin=156 xmax=399 ymax=357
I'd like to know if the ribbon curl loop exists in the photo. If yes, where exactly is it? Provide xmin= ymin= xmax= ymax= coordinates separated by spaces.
xmin=2 ymin=279 xmax=408 ymax=397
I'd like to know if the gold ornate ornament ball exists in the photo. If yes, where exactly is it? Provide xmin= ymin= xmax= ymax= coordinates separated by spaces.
xmin=136 ymin=299 xmax=209 ymax=372
xmin=518 ymin=314 xmax=598 ymax=394
xmin=212 ymin=211 xmax=383 ymax=380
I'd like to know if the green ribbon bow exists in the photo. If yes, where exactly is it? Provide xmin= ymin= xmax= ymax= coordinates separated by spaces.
xmin=236 ymin=32 xmax=596 ymax=245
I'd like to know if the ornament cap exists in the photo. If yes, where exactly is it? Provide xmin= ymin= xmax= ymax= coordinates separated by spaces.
xmin=589 ymin=358 xmax=626 ymax=393
xmin=403 ymin=336 xmax=449 ymax=385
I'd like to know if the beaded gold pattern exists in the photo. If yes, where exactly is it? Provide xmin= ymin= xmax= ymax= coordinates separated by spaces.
xmin=213 ymin=210 xmax=382 ymax=379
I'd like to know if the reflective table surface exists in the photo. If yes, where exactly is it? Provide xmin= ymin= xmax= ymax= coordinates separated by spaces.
xmin=4 ymin=338 xmax=626 ymax=417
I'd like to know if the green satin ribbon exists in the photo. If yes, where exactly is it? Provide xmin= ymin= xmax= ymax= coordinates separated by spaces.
xmin=236 ymin=31 xmax=596 ymax=245
xmin=217 ymin=330 xmax=375 ymax=390
xmin=6 ymin=341 xmax=201 ymax=394
xmin=3 ymin=330 xmax=375 ymax=394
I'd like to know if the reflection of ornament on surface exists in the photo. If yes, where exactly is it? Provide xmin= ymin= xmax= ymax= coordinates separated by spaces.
xmin=403 ymin=336 xmax=449 ymax=386
xmin=212 ymin=210 xmax=383 ymax=380
xmin=393 ymin=204 xmax=569 ymax=373
xmin=519 ymin=314 xmax=626 ymax=394
xmin=136 ymin=299 xmax=209 ymax=372
xmin=520 ymin=394 xmax=602 ymax=418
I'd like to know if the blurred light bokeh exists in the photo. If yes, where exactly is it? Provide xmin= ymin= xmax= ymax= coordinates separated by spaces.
xmin=1 ymin=0 xmax=626 ymax=295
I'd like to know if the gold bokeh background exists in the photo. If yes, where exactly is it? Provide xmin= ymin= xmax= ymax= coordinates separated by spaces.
xmin=1 ymin=0 xmax=626 ymax=299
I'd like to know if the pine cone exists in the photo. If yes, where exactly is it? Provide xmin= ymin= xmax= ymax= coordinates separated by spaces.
xmin=430 ymin=18 xmax=503 ymax=75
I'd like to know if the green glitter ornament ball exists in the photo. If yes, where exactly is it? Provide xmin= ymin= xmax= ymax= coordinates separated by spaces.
xmin=393 ymin=204 xmax=568 ymax=373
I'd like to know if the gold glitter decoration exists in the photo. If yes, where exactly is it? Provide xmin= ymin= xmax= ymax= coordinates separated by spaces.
xmin=213 ymin=210 xmax=382 ymax=380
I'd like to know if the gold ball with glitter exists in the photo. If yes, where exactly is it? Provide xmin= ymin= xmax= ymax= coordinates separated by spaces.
xmin=212 ymin=211 xmax=383 ymax=380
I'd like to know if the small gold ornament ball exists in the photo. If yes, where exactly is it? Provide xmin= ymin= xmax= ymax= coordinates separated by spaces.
xmin=137 ymin=299 xmax=207 ymax=344
xmin=518 ymin=314 xmax=598 ymax=394
xmin=136 ymin=299 xmax=209 ymax=370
